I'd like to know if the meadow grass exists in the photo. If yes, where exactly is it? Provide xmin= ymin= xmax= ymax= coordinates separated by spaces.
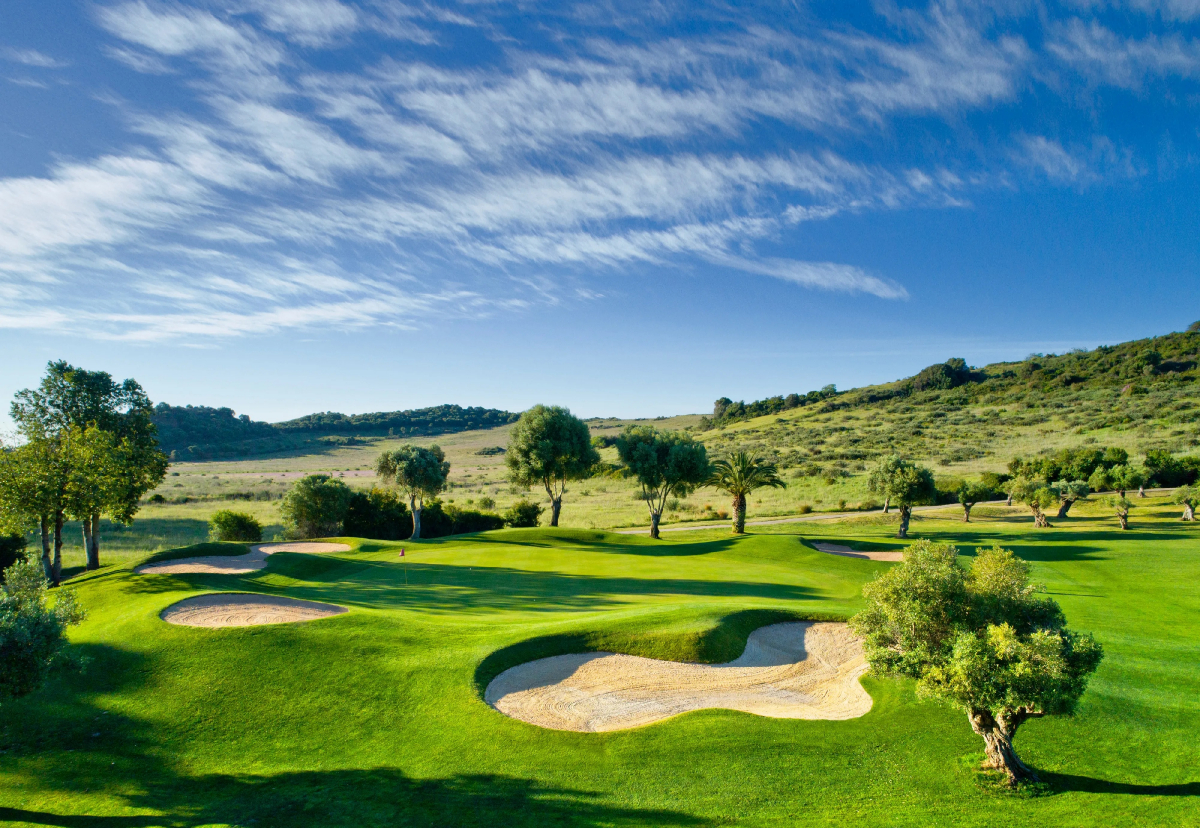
xmin=0 ymin=496 xmax=1196 ymax=826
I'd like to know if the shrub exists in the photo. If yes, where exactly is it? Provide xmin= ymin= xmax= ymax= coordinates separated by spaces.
xmin=478 ymin=496 xmax=496 ymax=510
xmin=503 ymin=500 xmax=543 ymax=528
xmin=0 ymin=535 xmax=27 ymax=582
xmin=280 ymin=474 xmax=353 ymax=539
xmin=798 ymin=504 xmax=813 ymax=514
xmin=344 ymin=488 xmax=411 ymax=541
xmin=148 ymin=493 xmax=166 ymax=504
xmin=207 ymin=510 xmax=263 ymax=543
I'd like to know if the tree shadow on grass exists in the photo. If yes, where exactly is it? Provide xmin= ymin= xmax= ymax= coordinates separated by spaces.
xmin=1043 ymin=772 xmax=1200 ymax=797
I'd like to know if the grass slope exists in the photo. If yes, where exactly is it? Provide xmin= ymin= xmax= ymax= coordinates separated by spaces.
xmin=1 ymin=498 xmax=1196 ymax=826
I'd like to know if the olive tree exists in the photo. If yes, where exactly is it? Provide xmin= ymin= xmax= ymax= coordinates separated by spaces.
xmin=707 ymin=451 xmax=785 ymax=534
xmin=505 ymin=405 xmax=599 ymax=527
xmin=1108 ymin=464 xmax=1145 ymax=499
xmin=615 ymin=426 xmax=709 ymax=539
xmin=1052 ymin=480 xmax=1089 ymax=519
xmin=375 ymin=446 xmax=449 ymax=540
xmin=1173 ymin=485 xmax=1197 ymax=521
xmin=280 ymin=475 xmax=354 ymax=539
xmin=956 ymin=481 xmax=992 ymax=523
xmin=0 ymin=559 xmax=85 ymax=704
xmin=1005 ymin=476 xmax=1057 ymax=528
xmin=1105 ymin=495 xmax=1133 ymax=530
xmin=850 ymin=541 xmax=1102 ymax=785
xmin=866 ymin=456 xmax=936 ymax=538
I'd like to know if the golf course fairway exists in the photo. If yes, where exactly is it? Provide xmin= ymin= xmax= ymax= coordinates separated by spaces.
xmin=0 ymin=499 xmax=1196 ymax=827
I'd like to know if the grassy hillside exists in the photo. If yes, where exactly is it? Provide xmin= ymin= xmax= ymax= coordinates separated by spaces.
xmin=1 ymin=501 xmax=1196 ymax=826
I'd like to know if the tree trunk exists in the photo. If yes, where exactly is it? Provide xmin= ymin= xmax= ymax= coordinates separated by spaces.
xmin=649 ymin=510 xmax=661 ymax=540
xmin=52 ymin=510 xmax=64 ymax=586
xmin=1006 ymin=494 xmax=1012 ymax=506
xmin=1117 ymin=512 xmax=1129 ymax=530
xmin=549 ymin=498 xmax=562 ymax=527
xmin=39 ymin=515 xmax=53 ymax=584
xmin=1032 ymin=505 xmax=1051 ymax=528
xmin=1138 ymin=485 xmax=1146 ymax=498
xmin=732 ymin=494 xmax=746 ymax=534
xmin=968 ymin=709 xmax=1038 ymax=786
xmin=897 ymin=505 xmax=912 ymax=538
xmin=1056 ymin=499 xmax=1073 ymax=519
xmin=86 ymin=512 xmax=101 ymax=570
xmin=1184 ymin=503 xmax=1195 ymax=521
xmin=962 ymin=503 xmax=972 ymax=523
xmin=1117 ymin=488 xmax=1126 ymax=498
xmin=410 ymin=495 xmax=422 ymax=540
xmin=882 ymin=496 xmax=890 ymax=514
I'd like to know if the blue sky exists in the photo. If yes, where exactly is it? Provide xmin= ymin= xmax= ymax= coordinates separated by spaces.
xmin=1 ymin=0 xmax=1198 ymax=425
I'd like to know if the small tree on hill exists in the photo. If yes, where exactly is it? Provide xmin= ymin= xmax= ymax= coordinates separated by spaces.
xmin=708 ymin=451 xmax=785 ymax=534
xmin=0 ymin=559 xmax=85 ymax=705
xmin=502 ymin=499 xmax=543 ymax=528
xmin=1005 ymin=477 xmax=1056 ymax=528
xmin=280 ymin=475 xmax=353 ymax=539
xmin=957 ymin=481 xmax=992 ymax=523
xmin=375 ymin=446 xmax=449 ymax=540
xmin=849 ymin=541 xmax=1103 ymax=785
xmin=1052 ymin=480 xmax=1089 ymax=519
xmin=1105 ymin=495 xmax=1132 ymax=530
xmin=505 ymin=405 xmax=599 ymax=527
xmin=208 ymin=510 xmax=263 ymax=543
xmin=867 ymin=456 xmax=936 ymax=538
xmin=1173 ymin=485 xmax=1197 ymax=521
xmin=616 ymin=426 xmax=710 ymax=539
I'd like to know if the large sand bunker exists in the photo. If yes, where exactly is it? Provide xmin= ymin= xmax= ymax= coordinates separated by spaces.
xmin=160 ymin=593 xmax=347 ymax=627
xmin=135 ymin=542 xmax=351 ymax=575
xmin=485 ymin=622 xmax=871 ymax=732
xmin=812 ymin=542 xmax=903 ymax=562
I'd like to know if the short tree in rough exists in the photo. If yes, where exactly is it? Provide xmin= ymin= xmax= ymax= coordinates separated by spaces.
xmin=866 ymin=456 xmax=936 ymax=538
xmin=280 ymin=475 xmax=353 ymax=539
xmin=849 ymin=541 xmax=1103 ymax=786
xmin=375 ymin=446 xmax=449 ymax=540
xmin=707 ymin=451 xmax=785 ymax=534
xmin=505 ymin=405 xmax=599 ymax=527
xmin=615 ymin=426 xmax=709 ymax=539
xmin=1173 ymin=485 xmax=1197 ymax=521
xmin=1105 ymin=495 xmax=1133 ymax=530
xmin=502 ymin=499 xmax=543 ymax=528
xmin=1005 ymin=476 xmax=1057 ymax=528
xmin=956 ymin=481 xmax=992 ymax=523
xmin=1052 ymin=480 xmax=1089 ymax=518
xmin=1108 ymin=464 xmax=1145 ymax=499
xmin=208 ymin=510 xmax=263 ymax=543
xmin=0 ymin=559 xmax=85 ymax=705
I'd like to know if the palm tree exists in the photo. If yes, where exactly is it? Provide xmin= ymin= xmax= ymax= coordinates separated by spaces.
xmin=707 ymin=451 xmax=785 ymax=534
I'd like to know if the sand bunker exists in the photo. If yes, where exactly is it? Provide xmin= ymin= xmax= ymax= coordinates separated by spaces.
xmin=135 ymin=542 xmax=351 ymax=575
xmin=812 ymin=542 xmax=903 ymax=562
xmin=160 ymin=593 xmax=348 ymax=627
xmin=485 ymin=622 xmax=871 ymax=732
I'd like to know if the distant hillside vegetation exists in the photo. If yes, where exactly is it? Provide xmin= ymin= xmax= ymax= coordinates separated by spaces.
xmin=152 ymin=403 xmax=519 ymax=461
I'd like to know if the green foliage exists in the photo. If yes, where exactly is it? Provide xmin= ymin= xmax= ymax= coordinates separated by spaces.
xmin=616 ymin=426 xmax=710 ymax=535
xmin=1104 ymin=495 xmax=1133 ymax=529
xmin=706 ymin=385 xmax=837 ymax=427
xmin=708 ymin=451 xmax=785 ymax=532
xmin=344 ymin=488 xmax=411 ymax=541
xmin=207 ymin=510 xmax=263 ymax=543
xmin=375 ymin=445 xmax=450 ymax=502
xmin=279 ymin=475 xmax=353 ymax=539
xmin=910 ymin=358 xmax=973 ymax=393
xmin=1172 ymin=484 xmax=1198 ymax=507
xmin=866 ymin=456 xmax=937 ymax=507
xmin=1142 ymin=449 xmax=1200 ymax=487
xmin=417 ymin=501 xmax=505 ymax=537
xmin=0 ymin=559 xmax=85 ymax=704
xmin=1108 ymin=464 xmax=1146 ymax=493
xmin=505 ymin=406 xmax=599 ymax=521
xmin=1051 ymin=480 xmax=1089 ymax=504
xmin=502 ymin=499 xmax=543 ymax=528
xmin=1009 ymin=446 xmax=1127 ymax=483
xmin=0 ymin=535 xmax=27 ymax=581
xmin=851 ymin=541 xmax=1102 ymax=784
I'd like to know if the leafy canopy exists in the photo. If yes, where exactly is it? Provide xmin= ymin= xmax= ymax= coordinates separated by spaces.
xmin=280 ymin=475 xmax=353 ymax=539
xmin=866 ymin=455 xmax=936 ymax=507
xmin=505 ymin=405 xmax=599 ymax=499
xmin=616 ymin=426 xmax=710 ymax=511
xmin=375 ymin=445 xmax=450 ymax=502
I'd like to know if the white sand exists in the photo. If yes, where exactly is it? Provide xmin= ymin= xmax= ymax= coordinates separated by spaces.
xmin=485 ymin=622 xmax=871 ymax=732
xmin=134 ymin=542 xmax=352 ymax=575
xmin=160 ymin=593 xmax=348 ymax=627
xmin=812 ymin=542 xmax=903 ymax=562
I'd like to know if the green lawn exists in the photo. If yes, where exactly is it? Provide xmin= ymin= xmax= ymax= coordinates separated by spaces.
xmin=1 ymin=497 xmax=1197 ymax=826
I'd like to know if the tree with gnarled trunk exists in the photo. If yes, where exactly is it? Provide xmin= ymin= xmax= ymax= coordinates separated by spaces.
xmin=1108 ymin=464 xmax=1145 ymax=500
xmin=1105 ymin=495 xmax=1132 ymax=530
xmin=866 ymin=456 xmax=935 ymax=538
xmin=850 ymin=541 xmax=1103 ymax=786
xmin=707 ymin=452 xmax=785 ymax=534
xmin=505 ymin=405 xmax=599 ymax=527
xmin=1052 ymin=480 xmax=1089 ymax=518
xmin=1173 ymin=485 xmax=1197 ymax=521
xmin=615 ymin=426 xmax=709 ymax=539
xmin=375 ymin=446 xmax=449 ymax=540
xmin=956 ymin=481 xmax=992 ymax=523
xmin=1005 ymin=477 xmax=1056 ymax=528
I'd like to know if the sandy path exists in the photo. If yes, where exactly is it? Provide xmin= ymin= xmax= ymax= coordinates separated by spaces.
xmin=811 ymin=542 xmax=903 ymax=562
xmin=134 ymin=542 xmax=352 ymax=575
xmin=161 ymin=593 xmax=348 ymax=627
xmin=485 ymin=622 xmax=870 ymax=732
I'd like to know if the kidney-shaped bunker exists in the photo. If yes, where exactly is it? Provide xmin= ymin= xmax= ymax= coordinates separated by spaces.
xmin=161 ymin=593 xmax=348 ymax=628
